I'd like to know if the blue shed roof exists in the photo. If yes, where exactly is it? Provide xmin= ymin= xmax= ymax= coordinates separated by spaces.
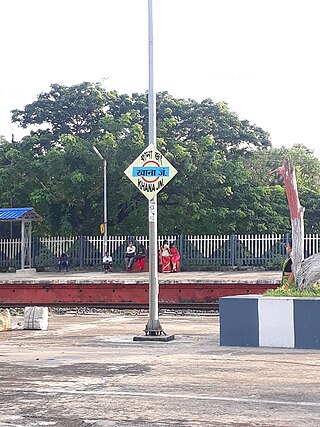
xmin=0 ymin=208 xmax=42 ymax=221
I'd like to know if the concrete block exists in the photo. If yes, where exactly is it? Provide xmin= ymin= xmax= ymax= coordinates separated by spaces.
xmin=220 ymin=295 xmax=320 ymax=349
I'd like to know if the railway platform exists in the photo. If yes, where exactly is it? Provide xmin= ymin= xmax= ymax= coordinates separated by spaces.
xmin=0 ymin=269 xmax=282 ymax=283
xmin=0 ymin=312 xmax=319 ymax=426
xmin=0 ymin=270 xmax=281 ymax=307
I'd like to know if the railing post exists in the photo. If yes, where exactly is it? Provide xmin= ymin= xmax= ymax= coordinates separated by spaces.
xmin=31 ymin=237 xmax=37 ymax=268
xmin=230 ymin=234 xmax=236 ymax=267
xmin=179 ymin=234 xmax=184 ymax=269
xmin=285 ymin=232 xmax=290 ymax=257
xmin=79 ymin=235 xmax=84 ymax=270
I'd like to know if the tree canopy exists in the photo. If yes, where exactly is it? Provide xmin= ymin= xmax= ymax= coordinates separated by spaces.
xmin=0 ymin=82 xmax=319 ymax=237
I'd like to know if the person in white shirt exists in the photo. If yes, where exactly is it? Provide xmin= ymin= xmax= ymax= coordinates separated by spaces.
xmin=125 ymin=241 xmax=136 ymax=271
xmin=103 ymin=251 xmax=113 ymax=273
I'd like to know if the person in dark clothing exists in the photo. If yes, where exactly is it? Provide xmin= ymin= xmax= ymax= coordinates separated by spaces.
xmin=58 ymin=253 xmax=69 ymax=272
xmin=282 ymin=240 xmax=295 ymax=289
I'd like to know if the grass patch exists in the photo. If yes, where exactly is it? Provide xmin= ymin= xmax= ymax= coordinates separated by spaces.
xmin=264 ymin=284 xmax=320 ymax=298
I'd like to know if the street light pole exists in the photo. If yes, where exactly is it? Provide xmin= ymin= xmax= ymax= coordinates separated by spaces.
xmin=132 ymin=0 xmax=174 ymax=341
xmin=93 ymin=146 xmax=108 ymax=251
xmin=133 ymin=0 xmax=174 ymax=341
xmin=145 ymin=0 xmax=162 ymax=336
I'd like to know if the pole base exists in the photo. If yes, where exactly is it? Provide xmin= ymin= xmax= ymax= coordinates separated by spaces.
xmin=133 ymin=321 xmax=175 ymax=341
xmin=133 ymin=334 xmax=175 ymax=342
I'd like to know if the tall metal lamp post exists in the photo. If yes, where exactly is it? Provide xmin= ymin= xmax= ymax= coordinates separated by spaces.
xmin=93 ymin=146 xmax=108 ymax=251
xmin=131 ymin=0 xmax=175 ymax=341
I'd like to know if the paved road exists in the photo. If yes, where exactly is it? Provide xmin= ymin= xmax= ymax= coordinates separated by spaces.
xmin=0 ymin=312 xmax=319 ymax=426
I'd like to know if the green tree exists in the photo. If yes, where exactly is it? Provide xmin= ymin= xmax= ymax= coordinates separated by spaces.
xmin=7 ymin=83 xmax=320 ymax=236
xmin=243 ymin=144 xmax=320 ymax=233
xmin=11 ymin=82 xmax=108 ymax=152
xmin=102 ymin=91 xmax=273 ymax=234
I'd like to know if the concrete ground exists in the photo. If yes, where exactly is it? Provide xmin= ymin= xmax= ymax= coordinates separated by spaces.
xmin=0 ymin=269 xmax=282 ymax=284
xmin=1 ymin=312 xmax=319 ymax=426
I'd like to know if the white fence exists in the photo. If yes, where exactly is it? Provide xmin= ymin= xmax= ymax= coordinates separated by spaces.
xmin=0 ymin=233 xmax=319 ymax=270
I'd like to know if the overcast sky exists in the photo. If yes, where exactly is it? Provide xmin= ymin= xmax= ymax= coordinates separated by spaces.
xmin=1 ymin=0 xmax=319 ymax=157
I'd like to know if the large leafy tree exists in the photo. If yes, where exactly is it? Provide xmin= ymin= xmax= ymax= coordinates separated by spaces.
xmin=11 ymin=82 xmax=108 ymax=153
xmin=102 ymin=91 xmax=272 ymax=234
xmin=243 ymin=144 xmax=320 ymax=233
xmin=3 ymin=82 xmax=319 ymax=236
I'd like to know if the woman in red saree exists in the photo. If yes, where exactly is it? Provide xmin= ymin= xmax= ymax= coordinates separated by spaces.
xmin=170 ymin=243 xmax=180 ymax=272
xmin=160 ymin=240 xmax=171 ymax=273
xmin=136 ymin=244 xmax=147 ymax=271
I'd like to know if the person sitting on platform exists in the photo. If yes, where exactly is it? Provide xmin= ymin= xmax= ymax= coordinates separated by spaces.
xmin=103 ymin=251 xmax=113 ymax=273
xmin=161 ymin=240 xmax=171 ymax=273
xmin=125 ymin=240 xmax=136 ymax=271
xmin=170 ymin=242 xmax=180 ymax=272
xmin=136 ymin=244 xmax=147 ymax=271
xmin=58 ymin=253 xmax=69 ymax=272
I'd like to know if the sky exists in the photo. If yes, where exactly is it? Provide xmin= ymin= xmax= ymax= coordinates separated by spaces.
xmin=1 ymin=0 xmax=319 ymax=157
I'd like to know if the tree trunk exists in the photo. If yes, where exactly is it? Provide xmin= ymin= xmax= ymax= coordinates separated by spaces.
xmin=296 ymin=253 xmax=320 ymax=289
xmin=274 ymin=160 xmax=305 ymax=288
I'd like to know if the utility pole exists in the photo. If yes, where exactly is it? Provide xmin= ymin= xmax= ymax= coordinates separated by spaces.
xmin=93 ymin=146 xmax=108 ymax=251
xmin=144 ymin=0 xmax=161 ymax=335
xmin=133 ymin=0 xmax=174 ymax=341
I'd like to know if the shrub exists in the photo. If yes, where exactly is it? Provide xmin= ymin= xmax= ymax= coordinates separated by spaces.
xmin=264 ymin=284 xmax=320 ymax=298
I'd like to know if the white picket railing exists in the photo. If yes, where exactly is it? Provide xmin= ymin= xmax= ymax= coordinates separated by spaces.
xmin=0 ymin=233 xmax=319 ymax=270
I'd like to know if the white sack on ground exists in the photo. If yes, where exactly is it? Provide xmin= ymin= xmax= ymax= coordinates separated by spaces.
xmin=24 ymin=306 xmax=49 ymax=330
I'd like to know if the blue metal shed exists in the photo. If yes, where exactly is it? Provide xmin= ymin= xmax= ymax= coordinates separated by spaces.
xmin=0 ymin=208 xmax=42 ymax=222
xmin=0 ymin=207 xmax=41 ymax=270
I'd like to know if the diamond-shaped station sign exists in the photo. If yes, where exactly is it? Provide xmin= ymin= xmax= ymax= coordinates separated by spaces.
xmin=124 ymin=144 xmax=178 ymax=200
